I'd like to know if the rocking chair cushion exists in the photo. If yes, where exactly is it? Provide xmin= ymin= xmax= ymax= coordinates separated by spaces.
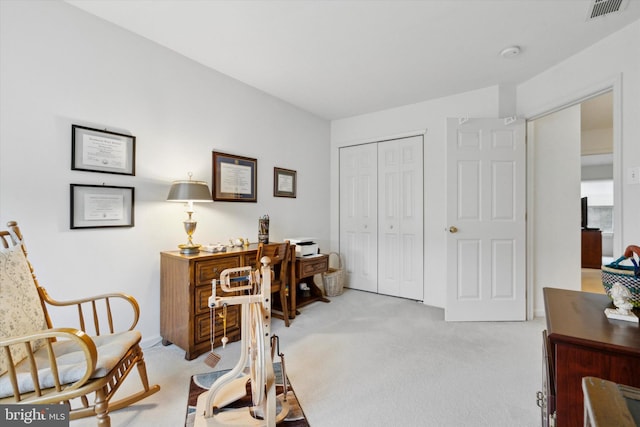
xmin=0 ymin=242 xmax=48 ymax=375
xmin=0 ymin=330 xmax=141 ymax=398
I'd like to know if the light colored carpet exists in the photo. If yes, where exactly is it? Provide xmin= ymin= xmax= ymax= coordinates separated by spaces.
xmin=70 ymin=289 xmax=546 ymax=427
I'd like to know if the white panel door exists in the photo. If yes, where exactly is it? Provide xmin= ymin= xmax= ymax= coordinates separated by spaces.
xmin=339 ymin=144 xmax=378 ymax=293
xmin=446 ymin=118 xmax=526 ymax=321
xmin=378 ymin=136 xmax=424 ymax=300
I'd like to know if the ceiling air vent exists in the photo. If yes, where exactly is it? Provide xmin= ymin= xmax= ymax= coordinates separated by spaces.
xmin=586 ymin=0 xmax=629 ymax=20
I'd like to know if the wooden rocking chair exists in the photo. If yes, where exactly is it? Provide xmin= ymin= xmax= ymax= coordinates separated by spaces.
xmin=0 ymin=221 xmax=160 ymax=426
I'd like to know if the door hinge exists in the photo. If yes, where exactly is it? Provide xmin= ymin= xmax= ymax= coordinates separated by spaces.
xmin=536 ymin=390 xmax=544 ymax=408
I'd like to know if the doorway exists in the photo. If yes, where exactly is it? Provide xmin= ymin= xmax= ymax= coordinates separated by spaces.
xmin=580 ymin=91 xmax=614 ymax=294
xmin=528 ymin=90 xmax=615 ymax=299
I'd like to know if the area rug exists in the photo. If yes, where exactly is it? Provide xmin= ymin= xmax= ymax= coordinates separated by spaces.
xmin=185 ymin=363 xmax=309 ymax=427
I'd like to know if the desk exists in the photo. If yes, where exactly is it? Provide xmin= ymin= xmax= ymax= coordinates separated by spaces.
xmin=287 ymin=254 xmax=330 ymax=319
xmin=542 ymin=288 xmax=640 ymax=426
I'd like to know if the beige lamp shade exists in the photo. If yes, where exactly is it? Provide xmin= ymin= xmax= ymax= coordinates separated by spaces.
xmin=167 ymin=180 xmax=212 ymax=202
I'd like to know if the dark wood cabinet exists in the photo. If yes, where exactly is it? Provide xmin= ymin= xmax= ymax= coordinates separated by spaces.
xmin=542 ymin=288 xmax=640 ymax=426
xmin=581 ymin=229 xmax=602 ymax=269
xmin=160 ymin=246 xmax=257 ymax=360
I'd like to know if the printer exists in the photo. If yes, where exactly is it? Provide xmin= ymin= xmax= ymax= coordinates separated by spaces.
xmin=286 ymin=237 xmax=319 ymax=257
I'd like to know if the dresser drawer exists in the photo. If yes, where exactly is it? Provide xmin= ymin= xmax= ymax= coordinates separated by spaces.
xmin=195 ymin=285 xmax=215 ymax=316
xmin=195 ymin=257 xmax=241 ymax=286
xmin=194 ymin=306 xmax=240 ymax=345
xmin=297 ymin=255 xmax=329 ymax=278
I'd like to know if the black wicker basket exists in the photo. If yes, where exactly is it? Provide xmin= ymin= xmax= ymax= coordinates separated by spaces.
xmin=601 ymin=245 xmax=640 ymax=307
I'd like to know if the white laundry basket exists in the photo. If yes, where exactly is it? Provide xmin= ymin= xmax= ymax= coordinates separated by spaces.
xmin=322 ymin=252 xmax=344 ymax=297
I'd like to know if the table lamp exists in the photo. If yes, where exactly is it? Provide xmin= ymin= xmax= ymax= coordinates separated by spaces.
xmin=167 ymin=173 xmax=212 ymax=254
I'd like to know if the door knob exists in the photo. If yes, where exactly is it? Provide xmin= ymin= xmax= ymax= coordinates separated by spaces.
xmin=449 ymin=226 xmax=458 ymax=234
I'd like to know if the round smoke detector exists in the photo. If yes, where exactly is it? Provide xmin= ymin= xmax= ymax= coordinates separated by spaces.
xmin=500 ymin=46 xmax=521 ymax=59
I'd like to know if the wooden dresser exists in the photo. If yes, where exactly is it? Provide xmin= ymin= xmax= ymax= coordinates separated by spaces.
xmin=542 ymin=288 xmax=640 ymax=427
xmin=160 ymin=246 xmax=257 ymax=360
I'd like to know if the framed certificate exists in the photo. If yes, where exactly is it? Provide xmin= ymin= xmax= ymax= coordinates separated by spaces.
xmin=212 ymin=151 xmax=257 ymax=202
xmin=70 ymin=184 xmax=135 ymax=229
xmin=273 ymin=167 xmax=296 ymax=198
xmin=72 ymin=125 xmax=136 ymax=175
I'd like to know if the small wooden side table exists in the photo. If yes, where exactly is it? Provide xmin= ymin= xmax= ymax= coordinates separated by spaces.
xmin=288 ymin=254 xmax=330 ymax=319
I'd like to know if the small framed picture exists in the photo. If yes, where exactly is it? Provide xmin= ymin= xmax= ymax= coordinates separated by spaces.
xmin=72 ymin=125 xmax=136 ymax=175
xmin=212 ymin=151 xmax=257 ymax=202
xmin=70 ymin=184 xmax=135 ymax=229
xmin=273 ymin=167 xmax=296 ymax=198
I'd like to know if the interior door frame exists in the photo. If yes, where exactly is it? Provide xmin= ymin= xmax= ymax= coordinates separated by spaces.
xmin=524 ymin=74 xmax=622 ymax=319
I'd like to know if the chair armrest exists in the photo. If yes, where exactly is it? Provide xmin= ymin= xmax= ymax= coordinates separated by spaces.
xmin=1 ymin=328 xmax=97 ymax=398
xmin=39 ymin=288 xmax=140 ymax=334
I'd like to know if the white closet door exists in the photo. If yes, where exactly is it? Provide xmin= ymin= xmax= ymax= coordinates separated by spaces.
xmin=378 ymin=136 xmax=424 ymax=300
xmin=339 ymin=144 xmax=378 ymax=293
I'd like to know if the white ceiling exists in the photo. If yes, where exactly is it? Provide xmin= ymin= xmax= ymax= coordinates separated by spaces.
xmin=65 ymin=0 xmax=640 ymax=120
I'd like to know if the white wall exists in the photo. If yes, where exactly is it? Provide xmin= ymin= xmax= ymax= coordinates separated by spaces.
xmin=0 ymin=1 xmax=330 ymax=344
xmin=330 ymin=86 xmax=501 ymax=307
xmin=518 ymin=20 xmax=640 ymax=315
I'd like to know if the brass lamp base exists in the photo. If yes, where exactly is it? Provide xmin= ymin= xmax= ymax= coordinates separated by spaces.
xmin=179 ymin=243 xmax=201 ymax=254
xmin=179 ymin=216 xmax=200 ymax=254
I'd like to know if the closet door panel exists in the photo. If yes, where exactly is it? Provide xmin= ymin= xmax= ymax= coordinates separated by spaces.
xmin=339 ymin=144 xmax=378 ymax=293
xmin=378 ymin=136 xmax=424 ymax=300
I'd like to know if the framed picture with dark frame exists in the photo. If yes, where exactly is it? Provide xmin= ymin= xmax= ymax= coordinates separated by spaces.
xmin=212 ymin=151 xmax=257 ymax=202
xmin=72 ymin=125 xmax=136 ymax=175
xmin=273 ymin=167 xmax=297 ymax=198
xmin=70 ymin=184 xmax=135 ymax=229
